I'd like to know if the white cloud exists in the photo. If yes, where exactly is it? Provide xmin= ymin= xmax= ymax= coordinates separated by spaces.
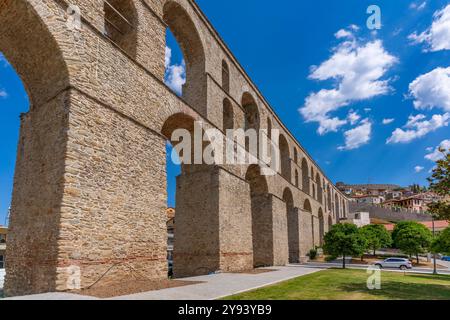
xmin=338 ymin=119 xmax=372 ymax=151
xmin=382 ymin=118 xmax=395 ymax=125
xmin=386 ymin=113 xmax=450 ymax=144
xmin=164 ymin=46 xmax=186 ymax=96
xmin=425 ymin=139 xmax=450 ymax=161
xmin=335 ymin=29 xmax=353 ymax=39
xmin=364 ymin=108 xmax=372 ymax=113
xmin=410 ymin=2 xmax=427 ymax=11
xmin=409 ymin=4 xmax=450 ymax=52
xmin=299 ymin=33 xmax=397 ymax=135
xmin=0 ymin=89 xmax=7 ymax=98
xmin=347 ymin=111 xmax=361 ymax=125
xmin=165 ymin=46 xmax=171 ymax=69
xmin=414 ymin=166 xmax=425 ymax=173
xmin=409 ymin=67 xmax=450 ymax=112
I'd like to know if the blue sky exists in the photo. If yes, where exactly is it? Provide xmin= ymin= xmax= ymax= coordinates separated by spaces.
xmin=1 ymin=0 xmax=450 ymax=222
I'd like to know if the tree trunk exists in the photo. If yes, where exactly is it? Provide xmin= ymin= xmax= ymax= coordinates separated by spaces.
xmin=373 ymin=248 xmax=376 ymax=256
xmin=343 ymin=254 xmax=346 ymax=269
xmin=416 ymin=254 xmax=419 ymax=264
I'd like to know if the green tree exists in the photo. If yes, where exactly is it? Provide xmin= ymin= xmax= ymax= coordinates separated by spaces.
xmin=431 ymin=227 xmax=450 ymax=255
xmin=323 ymin=223 xmax=367 ymax=269
xmin=360 ymin=224 xmax=392 ymax=256
xmin=392 ymin=221 xmax=415 ymax=246
xmin=394 ymin=222 xmax=432 ymax=263
xmin=427 ymin=147 xmax=450 ymax=221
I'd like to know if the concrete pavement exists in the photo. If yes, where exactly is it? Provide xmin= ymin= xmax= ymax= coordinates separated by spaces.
xmin=3 ymin=265 xmax=324 ymax=300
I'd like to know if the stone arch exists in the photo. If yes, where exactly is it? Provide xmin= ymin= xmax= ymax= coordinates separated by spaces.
xmin=303 ymin=199 xmax=312 ymax=213
xmin=279 ymin=134 xmax=291 ymax=182
xmin=242 ymin=92 xmax=260 ymax=130
xmin=163 ymin=1 xmax=207 ymax=113
xmin=316 ymin=173 xmax=323 ymax=204
xmin=223 ymin=98 xmax=233 ymax=131
xmin=293 ymin=148 xmax=298 ymax=164
xmin=327 ymin=184 xmax=332 ymax=212
xmin=301 ymin=158 xmax=310 ymax=195
xmin=245 ymin=165 xmax=272 ymax=267
xmin=318 ymin=208 xmax=324 ymax=246
xmin=342 ymin=198 xmax=346 ymax=218
xmin=242 ymin=92 xmax=260 ymax=155
xmin=283 ymin=188 xmax=298 ymax=263
xmin=104 ymin=0 xmax=138 ymax=58
xmin=0 ymin=0 xmax=70 ymax=108
xmin=335 ymin=193 xmax=340 ymax=220
xmin=1 ymin=0 xmax=72 ymax=296
xmin=222 ymin=60 xmax=230 ymax=93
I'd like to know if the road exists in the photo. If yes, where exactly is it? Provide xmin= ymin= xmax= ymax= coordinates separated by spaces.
xmin=301 ymin=261 xmax=450 ymax=275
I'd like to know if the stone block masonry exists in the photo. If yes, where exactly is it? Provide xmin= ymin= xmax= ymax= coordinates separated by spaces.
xmin=1 ymin=0 xmax=348 ymax=296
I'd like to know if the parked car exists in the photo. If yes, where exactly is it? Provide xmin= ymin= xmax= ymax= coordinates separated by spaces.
xmin=441 ymin=256 xmax=450 ymax=262
xmin=374 ymin=258 xmax=413 ymax=270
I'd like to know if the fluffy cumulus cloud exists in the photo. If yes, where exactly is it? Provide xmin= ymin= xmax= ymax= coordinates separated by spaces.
xmin=408 ymin=67 xmax=450 ymax=112
xmin=164 ymin=46 xmax=186 ymax=96
xmin=299 ymin=28 xmax=397 ymax=135
xmin=347 ymin=110 xmax=361 ymax=125
xmin=386 ymin=113 xmax=450 ymax=144
xmin=338 ymin=119 xmax=372 ymax=151
xmin=414 ymin=166 xmax=425 ymax=173
xmin=425 ymin=139 xmax=450 ymax=161
xmin=382 ymin=118 xmax=395 ymax=125
xmin=409 ymin=4 xmax=450 ymax=52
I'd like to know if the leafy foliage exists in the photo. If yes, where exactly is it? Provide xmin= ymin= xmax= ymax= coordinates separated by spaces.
xmin=360 ymin=224 xmax=392 ymax=255
xmin=432 ymin=227 xmax=450 ymax=255
xmin=393 ymin=221 xmax=432 ymax=262
xmin=323 ymin=223 xmax=367 ymax=268
xmin=427 ymin=147 xmax=450 ymax=221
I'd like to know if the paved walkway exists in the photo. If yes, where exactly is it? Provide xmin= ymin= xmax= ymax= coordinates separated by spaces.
xmin=3 ymin=265 xmax=323 ymax=300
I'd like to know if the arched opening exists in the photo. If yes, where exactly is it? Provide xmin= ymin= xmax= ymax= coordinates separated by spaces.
xmin=284 ymin=188 xmax=298 ymax=263
xmin=318 ymin=208 xmax=324 ymax=246
xmin=295 ymin=170 xmax=299 ymax=188
xmin=223 ymin=98 xmax=233 ymax=131
xmin=222 ymin=60 xmax=230 ymax=93
xmin=103 ymin=0 xmax=138 ymax=58
xmin=327 ymin=184 xmax=332 ymax=212
xmin=342 ymin=198 xmax=346 ymax=218
xmin=163 ymin=1 xmax=206 ymax=114
xmin=279 ymin=134 xmax=291 ymax=182
xmin=335 ymin=193 xmax=340 ymax=220
xmin=316 ymin=173 xmax=323 ymax=204
xmin=246 ymin=165 xmax=271 ymax=267
xmin=328 ymin=215 xmax=333 ymax=232
xmin=162 ymin=113 xmax=219 ymax=277
xmin=293 ymin=148 xmax=298 ymax=164
xmin=312 ymin=184 xmax=316 ymax=200
xmin=0 ymin=0 xmax=71 ymax=296
xmin=242 ymin=92 xmax=260 ymax=156
xmin=301 ymin=158 xmax=310 ymax=195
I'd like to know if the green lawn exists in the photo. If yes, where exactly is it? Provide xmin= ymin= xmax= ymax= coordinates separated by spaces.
xmin=223 ymin=269 xmax=450 ymax=300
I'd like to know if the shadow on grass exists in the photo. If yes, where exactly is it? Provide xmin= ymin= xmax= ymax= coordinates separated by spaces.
xmin=404 ymin=273 xmax=450 ymax=282
xmin=339 ymin=281 xmax=450 ymax=300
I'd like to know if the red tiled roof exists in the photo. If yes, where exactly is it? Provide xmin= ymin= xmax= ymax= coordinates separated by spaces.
xmin=384 ymin=220 xmax=449 ymax=231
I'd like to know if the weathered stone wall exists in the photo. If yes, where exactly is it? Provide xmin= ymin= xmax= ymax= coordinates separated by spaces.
xmin=2 ymin=0 xmax=350 ymax=295
xmin=271 ymin=196 xmax=289 ymax=266
xmin=5 ymin=93 xmax=69 ymax=296
xmin=173 ymin=166 xmax=220 ymax=277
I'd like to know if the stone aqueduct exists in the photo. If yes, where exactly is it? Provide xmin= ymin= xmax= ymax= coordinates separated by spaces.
xmin=0 ymin=0 xmax=349 ymax=296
